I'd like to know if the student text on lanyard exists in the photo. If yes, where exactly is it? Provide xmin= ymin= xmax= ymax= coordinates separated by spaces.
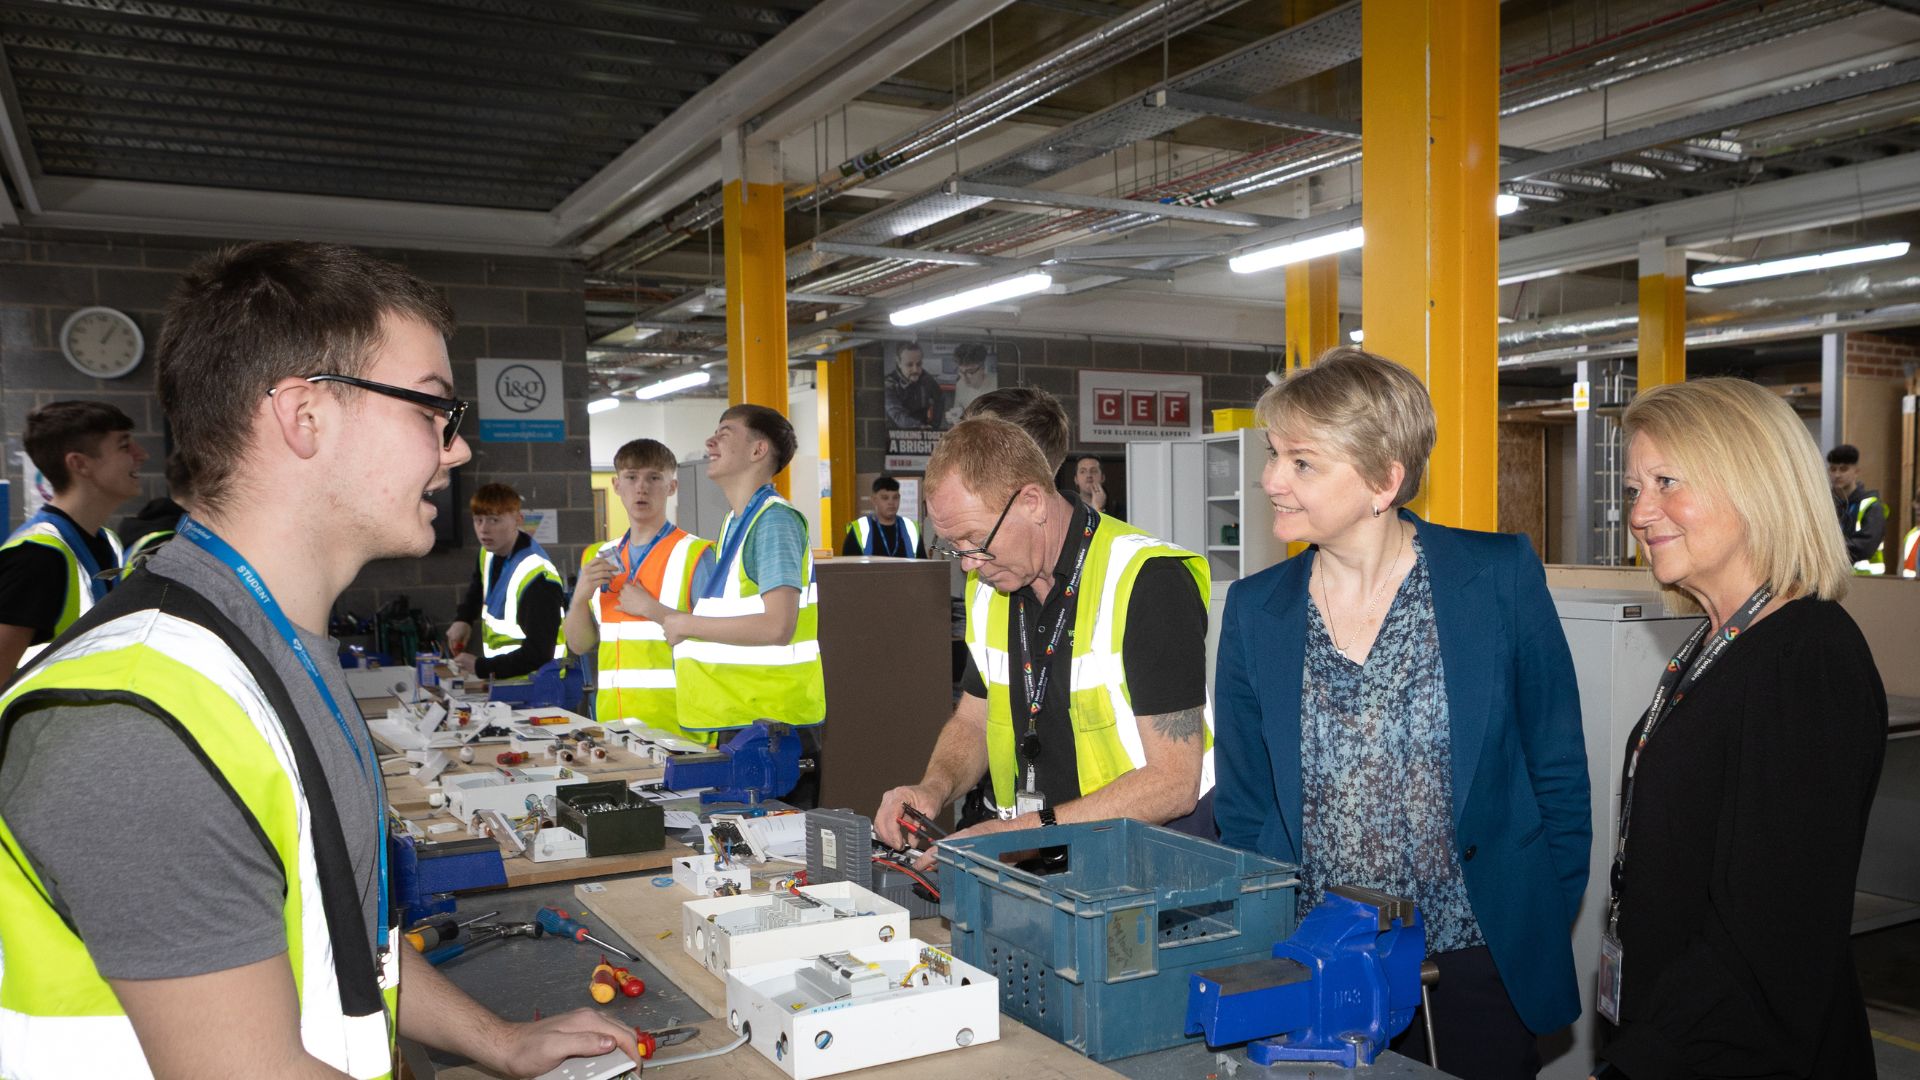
xmin=699 ymin=483 xmax=777 ymax=600
xmin=177 ymin=517 xmax=390 ymax=954
xmin=1597 ymin=582 xmax=1771 ymax=1022
xmin=1012 ymin=507 xmax=1099 ymax=814
xmin=600 ymin=520 xmax=674 ymax=593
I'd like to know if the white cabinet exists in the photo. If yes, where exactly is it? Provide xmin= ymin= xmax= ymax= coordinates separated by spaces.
xmin=1126 ymin=429 xmax=1283 ymax=583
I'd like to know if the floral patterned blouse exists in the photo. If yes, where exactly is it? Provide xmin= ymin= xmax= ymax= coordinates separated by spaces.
xmin=1298 ymin=537 xmax=1485 ymax=954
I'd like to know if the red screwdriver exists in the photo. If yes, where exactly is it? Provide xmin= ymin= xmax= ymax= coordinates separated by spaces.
xmin=536 ymin=905 xmax=634 ymax=961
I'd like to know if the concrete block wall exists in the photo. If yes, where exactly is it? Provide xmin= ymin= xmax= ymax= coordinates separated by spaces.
xmin=0 ymin=226 xmax=589 ymax=629
xmin=852 ymin=334 xmax=1282 ymax=475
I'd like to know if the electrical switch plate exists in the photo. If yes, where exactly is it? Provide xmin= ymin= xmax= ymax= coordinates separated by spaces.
xmin=725 ymin=939 xmax=999 ymax=1079
xmin=682 ymin=882 xmax=910 ymax=978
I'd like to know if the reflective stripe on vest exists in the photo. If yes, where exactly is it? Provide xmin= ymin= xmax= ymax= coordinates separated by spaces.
xmin=587 ymin=528 xmax=712 ymax=743
xmin=121 ymin=529 xmax=174 ymax=576
xmin=0 ymin=520 xmax=124 ymax=669
xmin=963 ymin=517 xmax=1215 ymax=811
xmin=1902 ymin=526 xmax=1918 ymax=579
xmin=849 ymin=515 xmax=920 ymax=557
xmin=0 ymin=609 xmax=397 ymax=1079
xmin=673 ymin=496 xmax=825 ymax=732
xmin=479 ymin=544 xmax=567 ymax=664
xmin=1851 ymin=496 xmax=1886 ymax=575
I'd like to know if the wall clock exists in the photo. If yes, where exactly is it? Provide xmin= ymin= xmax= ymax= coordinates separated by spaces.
xmin=60 ymin=306 xmax=145 ymax=379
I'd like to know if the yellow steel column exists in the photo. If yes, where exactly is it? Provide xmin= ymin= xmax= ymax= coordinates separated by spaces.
xmin=722 ymin=128 xmax=790 ymax=494
xmin=1637 ymin=240 xmax=1687 ymax=391
xmin=1284 ymin=256 xmax=1340 ymax=371
xmin=817 ymin=339 xmax=857 ymax=545
xmin=1361 ymin=0 xmax=1499 ymax=531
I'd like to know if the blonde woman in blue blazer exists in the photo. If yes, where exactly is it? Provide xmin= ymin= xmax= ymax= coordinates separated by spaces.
xmin=1213 ymin=349 xmax=1590 ymax=1080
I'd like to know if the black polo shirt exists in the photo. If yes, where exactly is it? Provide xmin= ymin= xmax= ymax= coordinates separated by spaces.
xmin=959 ymin=500 xmax=1208 ymax=807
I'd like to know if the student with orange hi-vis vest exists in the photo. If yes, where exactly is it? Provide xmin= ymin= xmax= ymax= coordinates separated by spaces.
xmin=564 ymin=439 xmax=715 ymax=745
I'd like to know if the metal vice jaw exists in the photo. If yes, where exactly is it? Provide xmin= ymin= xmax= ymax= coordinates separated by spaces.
xmin=663 ymin=720 xmax=801 ymax=804
xmin=1184 ymin=885 xmax=1427 ymax=1069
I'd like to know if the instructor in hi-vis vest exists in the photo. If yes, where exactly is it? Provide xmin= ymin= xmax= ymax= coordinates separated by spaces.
xmin=616 ymin=405 xmax=825 ymax=799
xmin=875 ymin=417 xmax=1213 ymax=859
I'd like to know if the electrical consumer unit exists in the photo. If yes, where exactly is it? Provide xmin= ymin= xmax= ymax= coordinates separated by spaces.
xmin=682 ymin=882 xmax=909 ymax=978
xmin=725 ymin=940 xmax=999 ymax=1079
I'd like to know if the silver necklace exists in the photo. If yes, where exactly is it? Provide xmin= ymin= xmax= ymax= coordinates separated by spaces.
xmin=1316 ymin=522 xmax=1409 ymax=660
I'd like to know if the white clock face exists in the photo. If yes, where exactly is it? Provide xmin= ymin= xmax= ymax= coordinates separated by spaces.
xmin=60 ymin=306 xmax=145 ymax=379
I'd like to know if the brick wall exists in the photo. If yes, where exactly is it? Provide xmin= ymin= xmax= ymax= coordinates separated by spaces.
xmin=0 ymin=227 xmax=589 ymax=625
xmin=851 ymin=335 xmax=1281 ymax=475
xmin=1844 ymin=330 xmax=1920 ymax=380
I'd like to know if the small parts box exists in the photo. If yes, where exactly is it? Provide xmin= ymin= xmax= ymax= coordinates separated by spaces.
xmin=672 ymin=852 xmax=753 ymax=896
xmin=682 ymin=881 xmax=910 ymax=978
xmin=553 ymin=780 xmax=664 ymax=858
xmin=725 ymin=940 xmax=999 ymax=1080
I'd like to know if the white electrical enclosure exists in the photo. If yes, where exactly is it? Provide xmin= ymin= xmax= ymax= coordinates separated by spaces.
xmin=682 ymin=882 xmax=909 ymax=978
xmin=443 ymin=767 xmax=588 ymax=823
xmin=673 ymin=853 xmax=753 ymax=896
xmin=725 ymin=940 xmax=999 ymax=1079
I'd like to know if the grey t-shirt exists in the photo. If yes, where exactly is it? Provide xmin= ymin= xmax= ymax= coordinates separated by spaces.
xmin=0 ymin=539 xmax=381 ymax=980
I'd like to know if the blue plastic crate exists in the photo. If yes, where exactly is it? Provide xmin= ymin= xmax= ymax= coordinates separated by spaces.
xmin=935 ymin=819 xmax=1299 ymax=1061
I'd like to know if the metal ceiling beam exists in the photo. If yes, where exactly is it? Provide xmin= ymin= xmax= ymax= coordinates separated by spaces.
xmin=812 ymin=240 xmax=1009 ymax=266
xmin=948 ymin=179 xmax=1288 ymax=228
xmin=1498 ymin=151 xmax=1920 ymax=282
xmin=1158 ymin=91 xmax=1360 ymax=138
xmin=1502 ymin=56 xmax=1920 ymax=183
xmin=0 ymin=43 xmax=41 ymax=214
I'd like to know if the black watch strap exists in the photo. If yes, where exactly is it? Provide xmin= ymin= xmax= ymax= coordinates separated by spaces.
xmin=1038 ymin=806 xmax=1057 ymax=828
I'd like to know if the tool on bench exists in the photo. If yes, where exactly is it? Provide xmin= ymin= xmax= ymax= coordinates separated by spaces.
xmin=589 ymin=956 xmax=621 ymax=1004
xmin=662 ymin=720 xmax=801 ymax=804
xmin=404 ymin=909 xmax=499 ymax=952
xmin=425 ymin=920 xmax=543 ymax=966
xmin=896 ymin=804 xmax=948 ymax=847
xmin=635 ymin=1025 xmax=699 ymax=1060
xmin=1184 ymin=886 xmax=1439 ymax=1070
xmin=538 ymin=905 xmax=635 ymax=961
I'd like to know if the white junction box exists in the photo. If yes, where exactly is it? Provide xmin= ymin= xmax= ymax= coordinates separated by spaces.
xmin=442 ymin=767 xmax=588 ymax=823
xmin=682 ymin=882 xmax=909 ymax=978
xmin=529 ymin=826 xmax=589 ymax=863
xmin=672 ymin=852 xmax=753 ymax=896
xmin=725 ymin=940 xmax=999 ymax=1079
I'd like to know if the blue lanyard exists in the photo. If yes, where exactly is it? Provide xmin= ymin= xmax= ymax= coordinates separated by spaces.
xmin=177 ymin=518 xmax=390 ymax=948
xmin=701 ymin=484 xmax=776 ymax=600
xmin=614 ymin=521 xmax=675 ymax=582
xmin=24 ymin=508 xmax=115 ymax=602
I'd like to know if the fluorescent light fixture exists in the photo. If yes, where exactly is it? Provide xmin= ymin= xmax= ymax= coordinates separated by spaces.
xmin=1496 ymin=193 xmax=1523 ymax=217
xmin=587 ymin=396 xmax=621 ymax=414
xmin=889 ymin=273 xmax=1053 ymax=326
xmin=1229 ymin=226 xmax=1364 ymax=275
xmin=1348 ymin=329 xmax=1364 ymax=343
xmin=1690 ymin=241 xmax=1910 ymax=287
xmin=633 ymin=370 xmax=712 ymax=400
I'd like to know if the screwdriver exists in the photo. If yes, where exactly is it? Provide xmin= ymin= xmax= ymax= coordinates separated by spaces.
xmin=404 ymin=909 xmax=499 ymax=952
xmin=537 ymin=906 xmax=634 ymax=961
xmin=425 ymin=921 xmax=542 ymax=966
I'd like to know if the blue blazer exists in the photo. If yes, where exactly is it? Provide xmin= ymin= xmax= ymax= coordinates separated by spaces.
xmin=1213 ymin=512 xmax=1590 ymax=1034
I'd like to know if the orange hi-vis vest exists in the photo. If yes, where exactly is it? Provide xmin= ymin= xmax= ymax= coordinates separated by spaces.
xmin=585 ymin=526 xmax=713 ymax=745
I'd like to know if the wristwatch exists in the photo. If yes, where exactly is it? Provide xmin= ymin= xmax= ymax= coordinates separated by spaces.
xmin=1038 ymin=806 xmax=1057 ymax=828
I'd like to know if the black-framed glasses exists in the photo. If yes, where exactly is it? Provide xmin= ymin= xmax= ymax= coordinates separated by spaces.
xmin=269 ymin=374 xmax=469 ymax=450
xmin=933 ymin=489 xmax=1021 ymax=562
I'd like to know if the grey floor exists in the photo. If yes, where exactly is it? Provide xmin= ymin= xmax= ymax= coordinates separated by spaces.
xmin=1859 ymin=919 xmax=1920 ymax=1079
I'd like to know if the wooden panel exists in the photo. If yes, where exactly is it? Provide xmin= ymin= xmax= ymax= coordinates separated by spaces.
xmin=1498 ymin=422 xmax=1547 ymax=560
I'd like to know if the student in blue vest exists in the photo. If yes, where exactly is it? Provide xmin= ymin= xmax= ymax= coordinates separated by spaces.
xmin=0 ymin=241 xmax=638 ymax=1078
xmin=447 ymin=482 xmax=566 ymax=684
xmin=840 ymin=474 xmax=924 ymax=558
xmin=618 ymin=404 xmax=825 ymax=801
xmin=0 ymin=400 xmax=146 ymax=682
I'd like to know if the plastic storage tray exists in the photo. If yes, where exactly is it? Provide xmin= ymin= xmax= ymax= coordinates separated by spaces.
xmin=935 ymin=818 xmax=1299 ymax=1061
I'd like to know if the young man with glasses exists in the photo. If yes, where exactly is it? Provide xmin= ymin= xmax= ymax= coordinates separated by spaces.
xmin=0 ymin=241 xmax=639 ymax=1078
xmin=565 ymin=438 xmax=715 ymax=745
xmin=0 ymin=400 xmax=147 ymax=682
xmin=876 ymin=417 xmax=1214 ymax=859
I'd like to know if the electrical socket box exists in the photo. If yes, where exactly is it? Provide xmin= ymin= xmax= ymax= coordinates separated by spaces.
xmin=529 ymin=826 xmax=588 ymax=863
xmin=673 ymin=852 xmax=753 ymax=896
xmin=682 ymin=882 xmax=910 ymax=978
xmin=443 ymin=767 xmax=588 ymax=824
xmin=725 ymin=940 xmax=999 ymax=1080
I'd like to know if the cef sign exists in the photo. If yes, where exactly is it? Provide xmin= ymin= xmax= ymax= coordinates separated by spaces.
xmin=477 ymin=358 xmax=565 ymax=442
xmin=1077 ymin=369 xmax=1203 ymax=443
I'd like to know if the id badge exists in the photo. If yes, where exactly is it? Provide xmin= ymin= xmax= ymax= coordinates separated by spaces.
xmin=1014 ymin=792 xmax=1046 ymax=817
xmin=1597 ymin=932 xmax=1624 ymax=1024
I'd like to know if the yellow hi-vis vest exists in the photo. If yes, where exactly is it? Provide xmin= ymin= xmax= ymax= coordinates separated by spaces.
xmin=673 ymin=495 xmax=825 ymax=732
xmin=0 ymin=577 xmax=398 ymax=1079
xmin=0 ymin=518 xmax=124 ymax=668
xmin=1849 ymin=496 xmax=1886 ymax=575
xmin=1902 ymin=525 xmax=1918 ymax=579
xmin=478 ymin=541 xmax=567 ymax=680
xmin=846 ymin=514 xmax=920 ymax=557
xmin=584 ymin=527 xmax=713 ymax=744
xmin=964 ymin=514 xmax=1216 ymax=811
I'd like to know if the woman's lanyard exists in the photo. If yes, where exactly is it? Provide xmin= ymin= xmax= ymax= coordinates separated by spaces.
xmin=177 ymin=517 xmax=391 ymax=951
xmin=700 ymin=484 xmax=776 ymax=600
xmin=604 ymin=520 xmax=674 ymax=591
xmin=1608 ymin=583 xmax=1772 ymax=936
xmin=1012 ymin=508 xmax=1098 ymax=795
